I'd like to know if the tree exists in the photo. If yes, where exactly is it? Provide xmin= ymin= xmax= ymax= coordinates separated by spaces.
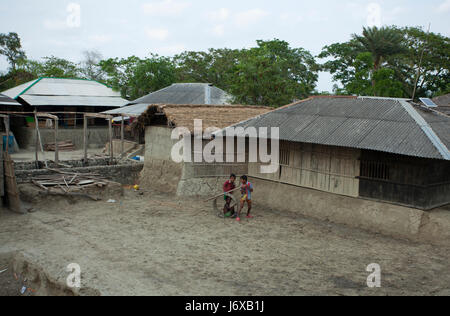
xmin=19 ymin=56 xmax=80 ymax=78
xmin=352 ymin=26 xmax=406 ymax=73
xmin=80 ymin=50 xmax=105 ymax=81
xmin=320 ymin=26 xmax=449 ymax=98
xmin=174 ymin=48 xmax=242 ymax=91
xmin=230 ymin=39 xmax=318 ymax=106
xmin=99 ymin=55 xmax=176 ymax=100
xmin=0 ymin=32 xmax=26 ymax=71
xmin=389 ymin=27 xmax=450 ymax=98
xmin=319 ymin=40 xmax=362 ymax=93
xmin=345 ymin=52 xmax=403 ymax=97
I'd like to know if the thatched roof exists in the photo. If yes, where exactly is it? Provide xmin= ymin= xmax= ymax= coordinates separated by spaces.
xmin=133 ymin=104 xmax=272 ymax=132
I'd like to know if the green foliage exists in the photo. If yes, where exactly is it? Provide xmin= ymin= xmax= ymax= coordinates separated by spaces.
xmin=389 ymin=27 xmax=450 ymax=98
xmin=0 ymin=32 xmax=26 ymax=70
xmin=174 ymin=48 xmax=241 ymax=91
xmin=320 ymin=26 xmax=450 ymax=99
xmin=228 ymin=39 xmax=318 ymax=106
xmin=99 ymin=55 xmax=176 ymax=100
xmin=0 ymin=69 xmax=36 ymax=91
xmin=352 ymin=26 xmax=407 ymax=71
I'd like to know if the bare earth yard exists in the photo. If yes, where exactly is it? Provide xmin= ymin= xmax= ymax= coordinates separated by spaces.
xmin=0 ymin=189 xmax=449 ymax=296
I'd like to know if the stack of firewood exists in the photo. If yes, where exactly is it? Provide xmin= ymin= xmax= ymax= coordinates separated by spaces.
xmin=44 ymin=141 xmax=75 ymax=152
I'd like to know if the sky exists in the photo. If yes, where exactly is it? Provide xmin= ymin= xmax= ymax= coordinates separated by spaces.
xmin=1 ymin=0 xmax=449 ymax=92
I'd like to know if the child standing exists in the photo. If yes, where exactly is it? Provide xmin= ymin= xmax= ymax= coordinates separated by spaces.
xmin=223 ymin=174 xmax=237 ymax=218
xmin=237 ymin=175 xmax=254 ymax=222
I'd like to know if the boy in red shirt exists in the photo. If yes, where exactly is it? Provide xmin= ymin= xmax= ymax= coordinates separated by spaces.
xmin=223 ymin=174 xmax=237 ymax=218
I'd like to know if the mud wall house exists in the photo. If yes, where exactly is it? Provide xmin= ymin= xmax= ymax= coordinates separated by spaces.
xmin=103 ymin=83 xmax=233 ymax=144
xmin=1 ymin=77 xmax=127 ymax=149
xmin=132 ymin=104 xmax=271 ymax=193
xmin=222 ymin=96 xmax=450 ymax=211
xmin=203 ymin=96 xmax=450 ymax=241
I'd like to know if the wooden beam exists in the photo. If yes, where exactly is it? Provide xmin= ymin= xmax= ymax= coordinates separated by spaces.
xmin=108 ymin=117 xmax=113 ymax=163
xmin=35 ymin=113 xmax=59 ymax=165
xmin=34 ymin=110 xmax=39 ymax=167
xmin=3 ymin=116 xmax=10 ymax=154
xmin=121 ymin=117 xmax=125 ymax=157
xmin=84 ymin=113 xmax=113 ymax=119
xmin=83 ymin=115 xmax=88 ymax=162
xmin=54 ymin=117 xmax=59 ymax=165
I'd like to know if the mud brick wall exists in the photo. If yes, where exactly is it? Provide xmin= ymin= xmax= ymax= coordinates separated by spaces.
xmin=14 ymin=158 xmax=113 ymax=171
xmin=15 ymin=163 xmax=144 ymax=185
xmin=14 ymin=126 xmax=110 ymax=150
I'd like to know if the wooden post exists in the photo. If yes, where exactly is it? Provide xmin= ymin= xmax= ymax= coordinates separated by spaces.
xmin=83 ymin=113 xmax=113 ymax=163
xmin=109 ymin=117 xmax=113 ymax=163
xmin=34 ymin=111 xmax=39 ymax=167
xmin=83 ymin=114 xmax=88 ymax=162
xmin=121 ymin=116 xmax=125 ymax=157
xmin=54 ymin=116 xmax=59 ymax=165
xmin=4 ymin=116 xmax=10 ymax=154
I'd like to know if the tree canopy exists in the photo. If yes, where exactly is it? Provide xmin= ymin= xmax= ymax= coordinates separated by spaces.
xmin=1 ymin=27 xmax=448 ymax=104
xmin=320 ymin=26 xmax=450 ymax=99
xmin=98 ymin=55 xmax=176 ymax=100
xmin=0 ymin=32 xmax=26 ymax=71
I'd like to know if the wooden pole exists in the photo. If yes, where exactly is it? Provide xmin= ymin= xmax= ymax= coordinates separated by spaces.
xmin=121 ymin=117 xmax=125 ymax=157
xmin=109 ymin=118 xmax=113 ymax=163
xmin=83 ymin=114 xmax=88 ymax=162
xmin=34 ymin=110 xmax=39 ymax=167
xmin=4 ymin=116 xmax=10 ymax=154
xmin=54 ymin=116 xmax=59 ymax=165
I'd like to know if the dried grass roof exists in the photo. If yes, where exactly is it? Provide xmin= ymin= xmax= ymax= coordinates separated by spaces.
xmin=133 ymin=104 xmax=272 ymax=132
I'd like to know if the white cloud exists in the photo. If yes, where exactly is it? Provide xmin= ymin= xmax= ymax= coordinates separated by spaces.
xmin=279 ymin=13 xmax=304 ymax=25
xmin=437 ymin=0 xmax=450 ymax=13
xmin=234 ymin=9 xmax=269 ymax=27
xmin=89 ymin=34 xmax=112 ymax=44
xmin=206 ymin=8 xmax=230 ymax=21
xmin=211 ymin=24 xmax=225 ymax=36
xmin=142 ymin=0 xmax=190 ymax=17
xmin=43 ymin=19 xmax=68 ymax=31
xmin=145 ymin=28 xmax=169 ymax=40
xmin=156 ymin=44 xmax=186 ymax=55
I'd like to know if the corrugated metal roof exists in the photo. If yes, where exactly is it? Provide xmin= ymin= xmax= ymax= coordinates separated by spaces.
xmin=104 ymin=83 xmax=233 ymax=116
xmin=1 ymin=77 xmax=127 ymax=108
xmin=103 ymin=103 xmax=150 ymax=116
xmin=131 ymin=83 xmax=232 ymax=106
xmin=0 ymin=94 xmax=22 ymax=106
xmin=224 ymin=97 xmax=450 ymax=161
xmin=20 ymin=95 xmax=126 ymax=107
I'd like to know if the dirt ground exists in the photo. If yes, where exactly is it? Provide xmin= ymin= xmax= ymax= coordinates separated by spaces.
xmin=0 ymin=188 xmax=449 ymax=296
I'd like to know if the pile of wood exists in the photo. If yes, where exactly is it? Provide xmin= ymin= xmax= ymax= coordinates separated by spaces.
xmin=31 ymin=169 xmax=109 ymax=201
xmin=44 ymin=141 xmax=75 ymax=152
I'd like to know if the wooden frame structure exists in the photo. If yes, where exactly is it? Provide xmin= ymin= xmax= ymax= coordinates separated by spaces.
xmin=84 ymin=113 xmax=113 ymax=163
xmin=0 ymin=114 xmax=10 ymax=154
xmin=34 ymin=112 xmax=59 ymax=167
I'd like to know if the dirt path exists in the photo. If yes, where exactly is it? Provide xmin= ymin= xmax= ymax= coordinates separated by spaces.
xmin=0 ymin=189 xmax=449 ymax=296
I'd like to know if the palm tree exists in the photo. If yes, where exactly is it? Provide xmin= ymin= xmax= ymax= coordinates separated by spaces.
xmin=352 ymin=26 xmax=406 ymax=80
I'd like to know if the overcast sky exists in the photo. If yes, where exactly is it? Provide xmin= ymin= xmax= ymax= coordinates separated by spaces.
xmin=1 ymin=0 xmax=449 ymax=92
